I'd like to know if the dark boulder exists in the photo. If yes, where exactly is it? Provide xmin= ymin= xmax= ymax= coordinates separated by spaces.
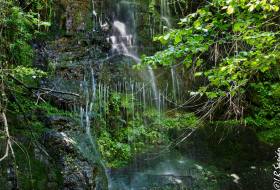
xmin=40 ymin=115 xmax=107 ymax=190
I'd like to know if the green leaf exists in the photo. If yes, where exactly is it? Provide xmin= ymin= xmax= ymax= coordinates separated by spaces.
xmin=233 ymin=22 xmax=242 ymax=32
xmin=40 ymin=21 xmax=51 ymax=27
xmin=227 ymin=6 xmax=234 ymax=14
xmin=195 ymin=72 xmax=203 ymax=77
xmin=174 ymin=34 xmax=182 ymax=44
xmin=206 ymin=92 xmax=218 ymax=99
xmin=194 ymin=20 xmax=201 ymax=29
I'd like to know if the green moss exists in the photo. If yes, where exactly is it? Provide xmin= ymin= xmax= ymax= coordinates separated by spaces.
xmin=257 ymin=128 xmax=280 ymax=145
xmin=22 ymin=121 xmax=46 ymax=139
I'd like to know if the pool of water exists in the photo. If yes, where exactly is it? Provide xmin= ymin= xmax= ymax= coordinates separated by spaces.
xmin=108 ymin=149 xmax=235 ymax=190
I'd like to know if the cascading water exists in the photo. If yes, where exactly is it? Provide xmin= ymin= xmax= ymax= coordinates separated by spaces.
xmin=171 ymin=65 xmax=181 ymax=104
xmin=108 ymin=20 xmax=139 ymax=62
xmin=105 ymin=1 xmax=160 ymax=111
xmin=147 ymin=66 xmax=160 ymax=112
xmin=77 ymin=0 xmax=198 ymax=189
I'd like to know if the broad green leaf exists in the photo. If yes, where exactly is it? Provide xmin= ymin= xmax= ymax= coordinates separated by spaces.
xmin=206 ymin=92 xmax=218 ymax=99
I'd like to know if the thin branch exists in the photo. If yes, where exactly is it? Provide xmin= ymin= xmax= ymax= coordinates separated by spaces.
xmin=7 ymin=74 xmax=80 ymax=97
xmin=0 ymin=112 xmax=13 ymax=162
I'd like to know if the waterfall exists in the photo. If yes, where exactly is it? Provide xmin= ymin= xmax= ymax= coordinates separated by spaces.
xmin=113 ymin=21 xmax=127 ymax=36
xmin=160 ymin=0 xmax=171 ymax=28
xmin=105 ymin=2 xmax=160 ymax=111
xmin=161 ymin=0 xmax=170 ymax=17
xmin=82 ymin=0 xmax=174 ymax=187
xmin=108 ymin=20 xmax=140 ymax=62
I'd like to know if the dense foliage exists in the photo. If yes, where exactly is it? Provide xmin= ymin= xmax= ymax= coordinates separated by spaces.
xmin=0 ymin=0 xmax=51 ymax=109
xmin=0 ymin=0 xmax=51 ymax=162
xmin=143 ymin=0 xmax=280 ymax=143
xmin=144 ymin=0 xmax=279 ymax=113
xmin=0 ymin=1 xmax=57 ymax=188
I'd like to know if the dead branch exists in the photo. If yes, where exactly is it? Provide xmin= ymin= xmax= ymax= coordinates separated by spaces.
xmin=7 ymin=74 xmax=80 ymax=97
xmin=0 ymin=112 xmax=14 ymax=162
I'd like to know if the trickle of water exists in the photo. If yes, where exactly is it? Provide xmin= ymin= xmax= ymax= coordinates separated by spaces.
xmin=91 ymin=0 xmax=98 ymax=31
xmin=77 ymin=77 xmax=109 ymax=189
xmin=160 ymin=0 xmax=171 ymax=29
xmin=171 ymin=67 xmax=177 ymax=103
xmin=147 ymin=66 xmax=159 ymax=110
xmin=161 ymin=0 xmax=170 ymax=17
xmin=161 ymin=16 xmax=171 ymax=28
xmin=91 ymin=68 xmax=96 ymax=102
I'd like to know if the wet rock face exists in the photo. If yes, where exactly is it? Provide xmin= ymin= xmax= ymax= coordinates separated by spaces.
xmin=43 ymin=131 xmax=76 ymax=155
xmin=44 ymin=116 xmax=78 ymax=131
xmin=33 ymin=2 xmax=110 ymax=188
xmin=62 ymin=158 xmax=96 ymax=190
xmin=41 ymin=115 xmax=101 ymax=190
xmin=52 ymin=0 xmax=92 ymax=35
xmin=37 ymin=31 xmax=110 ymax=110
